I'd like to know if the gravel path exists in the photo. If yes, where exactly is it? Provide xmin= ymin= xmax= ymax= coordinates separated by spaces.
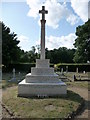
xmin=68 ymin=86 xmax=89 ymax=119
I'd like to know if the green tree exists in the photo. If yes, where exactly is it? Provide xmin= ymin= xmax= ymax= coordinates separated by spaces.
xmin=46 ymin=47 xmax=75 ymax=64
xmin=73 ymin=19 xmax=90 ymax=63
xmin=2 ymin=22 xmax=21 ymax=65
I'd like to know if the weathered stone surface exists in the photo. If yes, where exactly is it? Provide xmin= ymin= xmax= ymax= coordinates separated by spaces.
xmin=36 ymin=59 xmax=49 ymax=68
xmin=18 ymin=80 xmax=67 ymax=97
xmin=25 ymin=73 xmax=59 ymax=83
xmin=31 ymin=67 xmax=54 ymax=75
xmin=18 ymin=6 xmax=67 ymax=97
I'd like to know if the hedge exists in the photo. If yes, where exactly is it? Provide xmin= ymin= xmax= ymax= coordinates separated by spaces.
xmin=2 ymin=63 xmax=54 ymax=73
xmin=55 ymin=63 xmax=90 ymax=72
xmin=3 ymin=63 xmax=90 ymax=73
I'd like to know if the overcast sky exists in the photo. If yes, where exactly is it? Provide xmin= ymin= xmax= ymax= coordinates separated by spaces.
xmin=0 ymin=0 xmax=89 ymax=51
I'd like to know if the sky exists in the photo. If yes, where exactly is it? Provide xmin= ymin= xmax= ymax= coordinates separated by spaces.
xmin=0 ymin=0 xmax=90 ymax=51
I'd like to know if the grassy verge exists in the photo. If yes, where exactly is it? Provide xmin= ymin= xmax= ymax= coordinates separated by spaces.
xmin=2 ymin=86 xmax=83 ymax=118
xmin=2 ymin=80 xmax=17 ymax=89
xmin=64 ymin=72 xmax=89 ymax=81
xmin=2 ymin=72 xmax=27 ymax=89
xmin=66 ymin=81 xmax=88 ymax=89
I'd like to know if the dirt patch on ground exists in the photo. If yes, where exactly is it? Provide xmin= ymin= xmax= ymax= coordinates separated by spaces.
xmin=45 ymin=104 xmax=56 ymax=111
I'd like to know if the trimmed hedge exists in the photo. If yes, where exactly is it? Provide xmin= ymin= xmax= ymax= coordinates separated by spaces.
xmin=3 ymin=62 xmax=90 ymax=73
xmin=55 ymin=63 xmax=90 ymax=72
xmin=2 ymin=63 xmax=54 ymax=73
xmin=2 ymin=63 xmax=35 ymax=73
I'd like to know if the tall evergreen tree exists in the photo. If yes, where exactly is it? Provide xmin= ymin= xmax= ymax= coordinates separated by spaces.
xmin=2 ymin=22 xmax=21 ymax=65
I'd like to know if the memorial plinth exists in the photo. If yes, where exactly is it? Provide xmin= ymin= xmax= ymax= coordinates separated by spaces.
xmin=18 ymin=6 xmax=67 ymax=97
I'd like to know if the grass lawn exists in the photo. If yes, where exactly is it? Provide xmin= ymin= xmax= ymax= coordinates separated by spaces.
xmin=66 ymin=81 xmax=88 ymax=89
xmin=2 ymin=72 xmax=27 ymax=89
xmin=64 ymin=72 xmax=89 ymax=81
xmin=2 ymin=72 xmax=88 ymax=118
xmin=2 ymin=86 xmax=83 ymax=118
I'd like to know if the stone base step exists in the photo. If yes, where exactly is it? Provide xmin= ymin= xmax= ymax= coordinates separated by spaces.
xmin=18 ymin=79 xmax=67 ymax=97
xmin=36 ymin=59 xmax=50 ymax=68
xmin=31 ymin=67 xmax=54 ymax=75
xmin=26 ymin=73 xmax=59 ymax=83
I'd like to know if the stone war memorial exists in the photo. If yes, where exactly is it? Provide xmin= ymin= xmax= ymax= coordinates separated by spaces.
xmin=18 ymin=6 xmax=67 ymax=97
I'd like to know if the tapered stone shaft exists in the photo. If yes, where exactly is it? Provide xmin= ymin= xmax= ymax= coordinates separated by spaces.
xmin=39 ymin=6 xmax=48 ymax=59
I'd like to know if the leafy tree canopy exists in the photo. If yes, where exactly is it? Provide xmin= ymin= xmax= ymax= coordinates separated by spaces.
xmin=46 ymin=47 xmax=75 ymax=64
xmin=73 ymin=19 xmax=90 ymax=63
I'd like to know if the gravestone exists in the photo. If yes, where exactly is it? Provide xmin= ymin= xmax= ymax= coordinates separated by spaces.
xmin=18 ymin=6 xmax=67 ymax=97
xmin=13 ymin=68 xmax=15 ymax=79
xmin=66 ymin=66 xmax=68 ymax=73
xmin=76 ymin=67 xmax=78 ymax=73
xmin=61 ymin=68 xmax=63 ymax=75
xmin=18 ymin=72 xmax=21 ymax=82
xmin=8 ymin=68 xmax=16 ymax=82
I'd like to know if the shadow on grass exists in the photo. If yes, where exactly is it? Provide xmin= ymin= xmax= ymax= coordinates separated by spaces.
xmin=18 ymin=90 xmax=83 ymax=104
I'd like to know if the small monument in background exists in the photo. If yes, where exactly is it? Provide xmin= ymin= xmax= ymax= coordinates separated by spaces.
xmin=9 ymin=68 xmax=16 ymax=82
xmin=18 ymin=6 xmax=67 ymax=97
xmin=76 ymin=67 xmax=78 ymax=73
xmin=66 ymin=66 xmax=68 ymax=73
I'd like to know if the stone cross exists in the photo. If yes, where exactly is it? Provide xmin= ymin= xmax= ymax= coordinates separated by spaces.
xmin=39 ymin=6 xmax=48 ymax=59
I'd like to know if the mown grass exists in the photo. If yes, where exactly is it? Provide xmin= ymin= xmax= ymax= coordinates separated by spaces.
xmin=66 ymin=81 xmax=88 ymax=89
xmin=2 ymin=80 xmax=17 ymax=89
xmin=2 ymin=72 xmax=27 ymax=89
xmin=57 ymin=72 xmax=89 ymax=89
xmin=2 ymin=72 xmax=27 ymax=81
xmin=2 ymin=86 xmax=83 ymax=118
xmin=64 ymin=72 xmax=89 ymax=80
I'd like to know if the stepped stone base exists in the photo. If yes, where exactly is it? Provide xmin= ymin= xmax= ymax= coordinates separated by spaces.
xmin=18 ymin=80 xmax=67 ymax=97
xmin=18 ymin=59 xmax=67 ymax=97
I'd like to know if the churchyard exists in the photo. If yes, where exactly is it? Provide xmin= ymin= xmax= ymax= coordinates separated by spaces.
xmin=1 ymin=70 xmax=89 ymax=118
xmin=1 ymin=2 xmax=90 ymax=119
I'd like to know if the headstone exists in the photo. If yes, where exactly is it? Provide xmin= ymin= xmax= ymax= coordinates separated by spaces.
xmin=18 ymin=6 xmax=67 ymax=97
xmin=18 ymin=72 xmax=21 ymax=82
xmin=61 ymin=68 xmax=63 ymax=75
xmin=9 ymin=68 xmax=16 ymax=82
xmin=66 ymin=66 xmax=68 ymax=73
xmin=13 ymin=68 xmax=15 ymax=79
xmin=76 ymin=67 xmax=78 ymax=73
